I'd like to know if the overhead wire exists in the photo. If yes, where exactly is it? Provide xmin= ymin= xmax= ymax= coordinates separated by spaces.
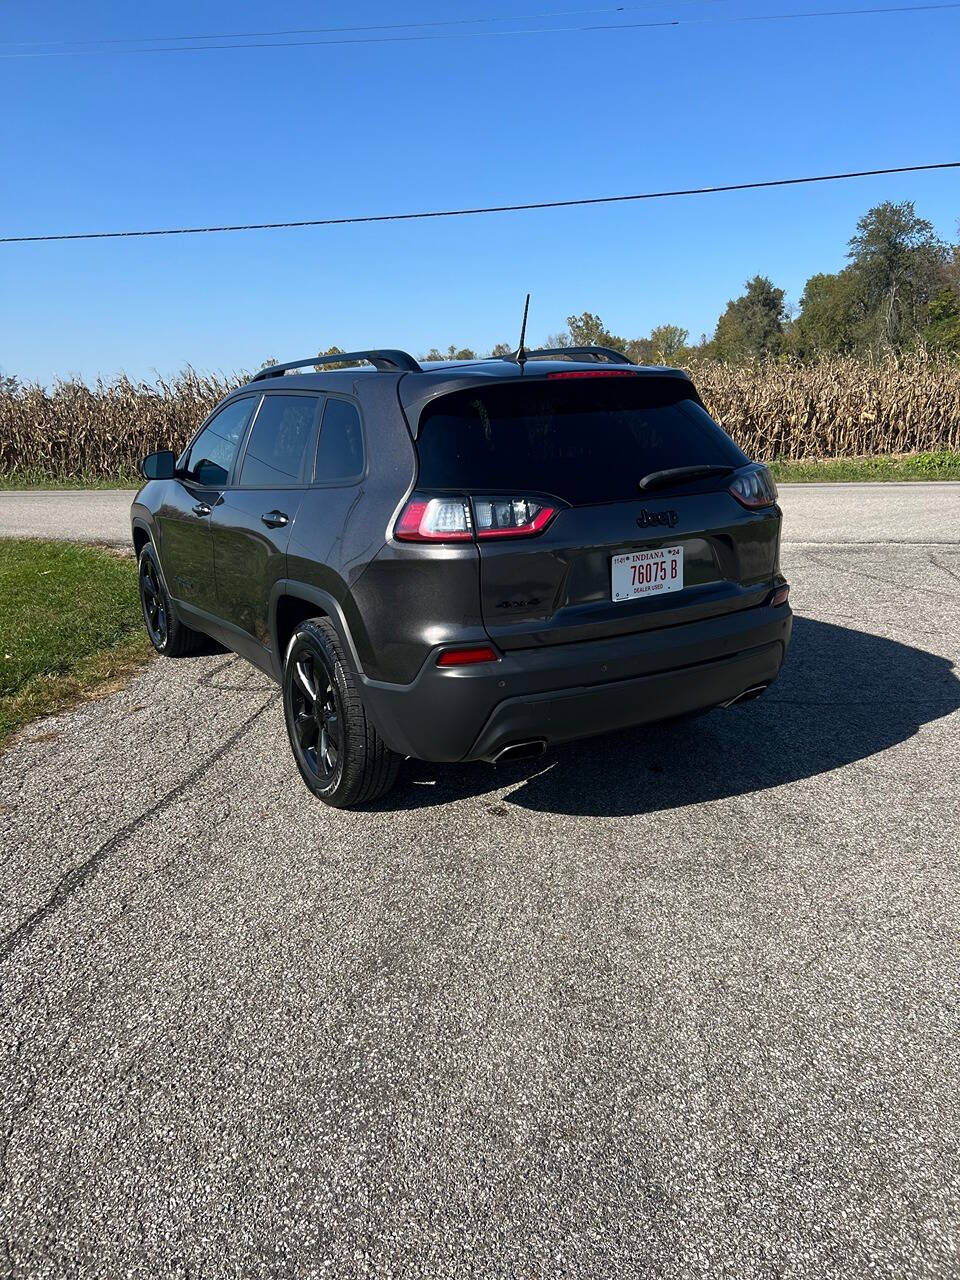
xmin=3 ymin=162 xmax=957 ymax=245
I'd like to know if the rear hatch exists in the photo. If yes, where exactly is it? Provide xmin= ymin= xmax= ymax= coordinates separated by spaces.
xmin=413 ymin=372 xmax=782 ymax=650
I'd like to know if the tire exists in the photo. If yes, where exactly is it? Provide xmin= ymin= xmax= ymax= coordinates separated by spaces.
xmin=282 ymin=618 xmax=400 ymax=808
xmin=137 ymin=543 xmax=208 ymax=658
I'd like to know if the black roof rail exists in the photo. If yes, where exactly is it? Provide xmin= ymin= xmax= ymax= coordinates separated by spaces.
xmin=522 ymin=345 xmax=634 ymax=365
xmin=251 ymin=349 xmax=422 ymax=381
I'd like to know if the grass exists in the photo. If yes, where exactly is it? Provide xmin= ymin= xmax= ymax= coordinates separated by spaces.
xmin=769 ymin=451 xmax=960 ymax=483
xmin=0 ymin=539 xmax=152 ymax=749
xmin=0 ymin=469 xmax=138 ymax=490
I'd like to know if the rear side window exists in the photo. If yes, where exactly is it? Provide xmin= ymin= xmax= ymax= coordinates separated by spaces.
xmin=185 ymin=397 xmax=257 ymax=487
xmin=239 ymin=394 xmax=318 ymax=487
xmin=315 ymin=398 xmax=364 ymax=483
xmin=416 ymin=377 xmax=747 ymax=505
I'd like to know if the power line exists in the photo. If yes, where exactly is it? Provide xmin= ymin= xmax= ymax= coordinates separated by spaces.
xmin=1 ymin=3 xmax=717 ymax=49
xmin=3 ymin=0 xmax=959 ymax=56
xmin=2 ymin=162 xmax=957 ymax=246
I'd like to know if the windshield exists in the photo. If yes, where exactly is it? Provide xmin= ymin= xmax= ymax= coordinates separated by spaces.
xmin=416 ymin=376 xmax=747 ymax=505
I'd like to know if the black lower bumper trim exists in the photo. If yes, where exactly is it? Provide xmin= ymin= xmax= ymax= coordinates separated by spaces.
xmin=359 ymin=603 xmax=793 ymax=763
xmin=468 ymin=640 xmax=784 ymax=761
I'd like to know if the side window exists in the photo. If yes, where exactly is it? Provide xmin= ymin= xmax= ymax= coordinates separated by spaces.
xmin=239 ymin=394 xmax=318 ymax=488
xmin=184 ymin=398 xmax=256 ymax=487
xmin=315 ymin=398 xmax=365 ymax=484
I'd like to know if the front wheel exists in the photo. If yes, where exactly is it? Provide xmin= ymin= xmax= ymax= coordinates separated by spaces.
xmin=282 ymin=618 xmax=400 ymax=808
xmin=138 ymin=543 xmax=207 ymax=657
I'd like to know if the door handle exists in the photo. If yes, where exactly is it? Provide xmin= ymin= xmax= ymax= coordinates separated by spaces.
xmin=261 ymin=510 xmax=289 ymax=529
xmin=192 ymin=502 xmax=212 ymax=517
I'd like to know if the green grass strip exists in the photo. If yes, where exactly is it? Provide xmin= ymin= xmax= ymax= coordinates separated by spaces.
xmin=769 ymin=451 xmax=960 ymax=482
xmin=0 ymin=539 xmax=152 ymax=748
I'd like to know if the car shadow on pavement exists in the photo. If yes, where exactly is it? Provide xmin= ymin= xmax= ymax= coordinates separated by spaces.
xmin=382 ymin=617 xmax=960 ymax=817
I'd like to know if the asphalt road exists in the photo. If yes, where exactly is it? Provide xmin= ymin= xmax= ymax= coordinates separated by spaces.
xmin=2 ymin=481 xmax=959 ymax=549
xmin=0 ymin=488 xmax=136 ymax=548
xmin=1 ymin=487 xmax=959 ymax=1277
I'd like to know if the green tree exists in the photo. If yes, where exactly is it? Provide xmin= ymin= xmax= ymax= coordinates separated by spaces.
xmin=790 ymin=270 xmax=863 ymax=357
xmin=420 ymin=345 xmax=476 ymax=362
xmin=566 ymin=312 xmax=627 ymax=350
xmin=649 ymin=324 xmax=689 ymax=364
xmin=923 ymin=288 xmax=960 ymax=352
xmin=313 ymin=345 xmax=349 ymax=370
xmin=710 ymin=276 xmax=787 ymax=360
xmin=624 ymin=337 xmax=655 ymax=364
xmin=846 ymin=200 xmax=947 ymax=350
xmin=489 ymin=341 xmax=513 ymax=357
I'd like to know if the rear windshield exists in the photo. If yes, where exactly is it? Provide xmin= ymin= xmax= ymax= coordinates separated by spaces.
xmin=416 ymin=376 xmax=746 ymax=505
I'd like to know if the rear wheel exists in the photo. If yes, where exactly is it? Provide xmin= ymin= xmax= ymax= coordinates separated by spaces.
xmin=137 ymin=543 xmax=207 ymax=657
xmin=282 ymin=618 xmax=400 ymax=808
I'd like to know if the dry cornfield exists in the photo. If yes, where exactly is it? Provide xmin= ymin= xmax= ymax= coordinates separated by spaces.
xmin=1 ymin=353 xmax=959 ymax=480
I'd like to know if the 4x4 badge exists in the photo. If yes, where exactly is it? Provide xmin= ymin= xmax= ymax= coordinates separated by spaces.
xmin=637 ymin=507 xmax=679 ymax=529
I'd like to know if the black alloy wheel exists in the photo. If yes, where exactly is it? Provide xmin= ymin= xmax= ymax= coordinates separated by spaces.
xmin=282 ymin=618 xmax=400 ymax=808
xmin=139 ymin=548 xmax=168 ymax=649
xmin=290 ymin=645 xmax=342 ymax=783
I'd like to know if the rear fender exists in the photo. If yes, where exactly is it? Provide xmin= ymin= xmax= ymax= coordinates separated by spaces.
xmin=268 ymin=579 xmax=365 ymax=681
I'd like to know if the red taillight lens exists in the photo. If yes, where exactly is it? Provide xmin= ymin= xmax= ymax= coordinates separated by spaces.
xmin=436 ymin=645 xmax=499 ymax=667
xmin=729 ymin=466 xmax=778 ymax=509
xmin=546 ymin=370 xmax=639 ymax=379
xmin=394 ymin=493 xmax=558 ymax=542
xmin=772 ymin=585 xmax=790 ymax=606
xmin=395 ymin=495 xmax=473 ymax=541
xmin=472 ymin=497 xmax=557 ymax=538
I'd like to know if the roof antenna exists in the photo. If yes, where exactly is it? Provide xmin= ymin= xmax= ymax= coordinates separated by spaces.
xmin=511 ymin=292 xmax=531 ymax=366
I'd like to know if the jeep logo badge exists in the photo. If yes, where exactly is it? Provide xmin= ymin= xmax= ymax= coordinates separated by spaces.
xmin=637 ymin=507 xmax=679 ymax=529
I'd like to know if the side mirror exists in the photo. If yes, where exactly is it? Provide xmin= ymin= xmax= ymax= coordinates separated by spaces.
xmin=140 ymin=449 xmax=176 ymax=481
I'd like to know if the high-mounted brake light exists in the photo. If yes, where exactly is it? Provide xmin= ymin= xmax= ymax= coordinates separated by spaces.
xmin=728 ymin=466 xmax=778 ymax=509
xmin=395 ymin=493 xmax=558 ymax=542
xmin=546 ymin=370 xmax=640 ymax=379
xmin=436 ymin=645 xmax=499 ymax=667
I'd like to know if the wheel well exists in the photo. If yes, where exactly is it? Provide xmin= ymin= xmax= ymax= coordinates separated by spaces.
xmin=132 ymin=526 xmax=150 ymax=557
xmin=275 ymin=594 xmax=327 ymax=662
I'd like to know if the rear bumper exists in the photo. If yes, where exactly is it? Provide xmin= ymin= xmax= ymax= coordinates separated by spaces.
xmin=359 ymin=602 xmax=793 ymax=763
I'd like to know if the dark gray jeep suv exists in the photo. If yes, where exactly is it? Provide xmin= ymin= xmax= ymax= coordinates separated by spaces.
xmin=131 ymin=345 xmax=792 ymax=807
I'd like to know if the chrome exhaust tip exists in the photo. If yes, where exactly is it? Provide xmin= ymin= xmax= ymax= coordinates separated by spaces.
xmin=491 ymin=739 xmax=547 ymax=764
xmin=721 ymin=684 xmax=769 ymax=709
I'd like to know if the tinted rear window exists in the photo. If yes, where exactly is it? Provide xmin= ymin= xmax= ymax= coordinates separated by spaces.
xmin=416 ymin=377 xmax=746 ymax=504
xmin=239 ymin=394 xmax=318 ymax=487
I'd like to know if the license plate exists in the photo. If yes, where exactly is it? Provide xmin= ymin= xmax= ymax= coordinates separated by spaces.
xmin=611 ymin=546 xmax=684 ymax=602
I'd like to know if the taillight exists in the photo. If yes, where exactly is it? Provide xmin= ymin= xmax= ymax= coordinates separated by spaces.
xmin=394 ymin=495 xmax=473 ymax=541
xmin=395 ymin=493 xmax=557 ymax=542
xmin=436 ymin=645 xmax=499 ymax=667
xmin=546 ymin=370 xmax=640 ymax=379
xmin=772 ymin=585 xmax=790 ymax=607
xmin=472 ymin=497 xmax=556 ymax=538
xmin=729 ymin=466 xmax=778 ymax=509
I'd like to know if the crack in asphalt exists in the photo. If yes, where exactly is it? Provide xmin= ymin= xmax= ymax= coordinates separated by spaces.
xmin=796 ymin=548 xmax=960 ymax=601
xmin=0 ymin=699 xmax=273 ymax=967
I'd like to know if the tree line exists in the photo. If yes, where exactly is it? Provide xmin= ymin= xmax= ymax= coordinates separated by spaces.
xmin=415 ymin=200 xmax=960 ymax=366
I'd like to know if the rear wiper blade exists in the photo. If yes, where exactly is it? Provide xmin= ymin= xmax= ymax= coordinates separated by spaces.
xmin=638 ymin=464 xmax=735 ymax=492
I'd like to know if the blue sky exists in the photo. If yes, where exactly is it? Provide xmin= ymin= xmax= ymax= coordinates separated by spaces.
xmin=1 ymin=0 xmax=958 ymax=385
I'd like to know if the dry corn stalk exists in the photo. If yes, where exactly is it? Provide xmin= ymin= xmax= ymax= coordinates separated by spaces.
xmin=1 ymin=354 xmax=959 ymax=480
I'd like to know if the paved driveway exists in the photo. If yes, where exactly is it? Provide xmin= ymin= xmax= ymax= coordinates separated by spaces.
xmin=1 ymin=486 xmax=959 ymax=1277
